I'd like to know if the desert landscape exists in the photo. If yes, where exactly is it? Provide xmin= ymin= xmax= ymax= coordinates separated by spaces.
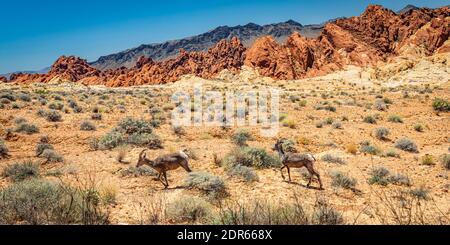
xmin=0 ymin=5 xmax=449 ymax=225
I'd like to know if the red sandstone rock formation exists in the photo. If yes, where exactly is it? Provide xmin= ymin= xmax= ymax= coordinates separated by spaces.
xmin=8 ymin=5 xmax=450 ymax=86
xmin=0 ymin=76 xmax=7 ymax=83
xmin=245 ymin=5 xmax=449 ymax=80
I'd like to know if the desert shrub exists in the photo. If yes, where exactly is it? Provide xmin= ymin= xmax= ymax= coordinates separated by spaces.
xmin=172 ymin=126 xmax=186 ymax=136
xmin=368 ymin=166 xmax=390 ymax=186
xmin=119 ymin=166 xmax=158 ymax=177
xmin=324 ymin=117 xmax=334 ymax=125
xmin=14 ymin=117 xmax=27 ymax=124
xmin=185 ymin=171 xmax=226 ymax=199
xmin=409 ymin=187 xmax=429 ymax=200
xmin=72 ymin=106 xmax=83 ymax=113
xmin=312 ymin=202 xmax=344 ymax=225
xmin=421 ymin=154 xmax=435 ymax=166
xmin=388 ymin=114 xmax=403 ymax=123
xmin=432 ymin=98 xmax=450 ymax=112
xmin=0 ymin=140 xmax=9 ymax=158
xmin=413 ymin=123 xmax=424 ymax=132
xmin=315 ymin=104 xmax=336 ymax=112
xmin=46 ymin=110 xmax=62 ymax=122
xmin=360 ymin=141 xmax=380 ymax=155
xmin=281 ymin=139 xmax=297 ymax=153
xmin=67 ymin=99 xmax=77 ymax=109
xmin=100 ymin=118 xmax=161 ymax=150
xmin=80 ymin=121 xmax=96 ymax=131
xmin=441 ymin=154 xmax=450 ymax=170
xmin=166 ymin=195 xmax=212 ymax=223
xmin=0 ymin=93 xmax=15 ymax=102
xmin=0 ymin=178 xmax=109 ymax=224
xmin=11 ymin=103 xmax=20 ymax=109
xmin=222 ymin=147 xmax=280 ymax=169
xmin=127 ymin=132 xmax=163 ymax=149
xmin=37 ymin=109 xmax=47 ymax=117
xmin=232 ymin=129 xmax=252 ymax=146
xmin=321 ymin=153 xmax=346 ymax=164
xmin=48 ymin=102 xmax=64 ymax=111
xmin=117 ymin=118 xmax=153 ymax=135
xmin=394 ymin=137 xmax=418 ymax=153
xmin=363 ymin=115 xmax=377 ymax=124
xmin=330 ymin=171 xmax=356 ymax=189
xmin=98 ymin=131 xmax=124 ymax=150
xmin=384 ymin=149 xmax=400 ymax=158
xmin=38 ymin=98 xmax=48 ymax=105
xmin=40 ymin=149 xmax=64 ymax=163
xmin=36 ymin=142 xmax=54 ymax=156
xmin=2 ymin=161 xmax=40 ymax=182
xmin=227 ymin=165 xmax=259 ymax=182
xmin=374 ymin=127 xmax=390 ymax=140
xmin=15 ymin=122 xmax=39 ymax=134
xmin=388 ymin=173 xmax=411 ymax=186
xmin=331 ymin=121 xmax=342 ymax=129
xmin=315 ymin=122 xmax=323 ymax=128
xmin=374 ymin=99 xmax=387 ymax=111
xmin=91 ymin=113 xmax=102 ymax=121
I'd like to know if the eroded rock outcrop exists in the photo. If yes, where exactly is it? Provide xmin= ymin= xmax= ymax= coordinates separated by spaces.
xmin=8 ymin=5 xmax=450 ymax=86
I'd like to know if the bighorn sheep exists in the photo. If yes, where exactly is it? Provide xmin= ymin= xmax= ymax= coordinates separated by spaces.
xmin=136 ymin=149 xmax=192 ymax=188
xmin=273 ymin=139 xmax=323 ymax=189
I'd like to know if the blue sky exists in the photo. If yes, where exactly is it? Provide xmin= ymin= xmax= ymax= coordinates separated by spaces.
xmin=0 ymin=0 xmax=448 ymax=74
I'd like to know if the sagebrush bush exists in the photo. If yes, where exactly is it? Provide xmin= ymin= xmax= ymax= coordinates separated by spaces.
xmin=0 ymin=179 xmax=109 ymax=224
xmin=36 ymin=142 xmax=54 ymax=157
xmin=313 ymin=202 xmax=344 ymax=225
xmin=99 ymin=131 xmax=124 ymax=150
xmin=374 ymin=127 xmax=390 ymax=140
xmin=360 ymin=141 xmax=380 ymax=155
xmin=40 ymin=149 xmax=64 ymax=163
xmin=374 ymin=99 xmax=387 ymax=111
xmin=117 ymin=118 xmax=153 ymax=135
xmin=432 ymin=98 xmax=449 ymax=112
xmin=231 ymin=129 xmax=252 ymax=146
xmin=222 ymin=147 xmax=280 ymax=169
xmin=46 ymin=110 xmax=62 ymax=122
xmin=388 ymin=115 xmax=403 ymax=123
xmin=409 ymin=187 xmax=429 ymax=200
xmin=330 ymin=171 xmax=356 ymax=189
xmin=331 ymin=121 xmax=342 ymax=129
xmin=48 ymin=102 xmax=64 ymax=111
xmin=185 ymin=171 xmax=226 ymax=199
xmin=384 ymin=149 xmax=400 ymax=158
xmin=172 ymin=126 xmax=186 ymax=136
xmin=368 ymin=166 xmax=390 ymax=186
xmin=80 ymin=121 xmax=96 ymax=131
xmin=227 ymin=165 xmax=259 ymax=182
xmin=15 ymin=122 xmax=39 ymax=134
xmin=321 ymin=153 xmax=346 ymax=164
xmin=394 ymin=137 xmax=418 ymax=153
xmin=2 ymin=161 xmax=40 ymax=182
xmin=363 ymin=115 xmax=377 ymax=124
xmin=166 ymin=195 xmax=212 ymax=223
xmin=127 ymin=132 xmax=163 ymax=149
xmin=388 ymin=173 xmax=411 ymax=186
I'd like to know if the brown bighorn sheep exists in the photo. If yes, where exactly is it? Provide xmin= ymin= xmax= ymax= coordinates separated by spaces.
xmin=136 ymin=149 xmax=192 ymax=188
xmin=273 ymin=139 xmax=323 ymax=189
